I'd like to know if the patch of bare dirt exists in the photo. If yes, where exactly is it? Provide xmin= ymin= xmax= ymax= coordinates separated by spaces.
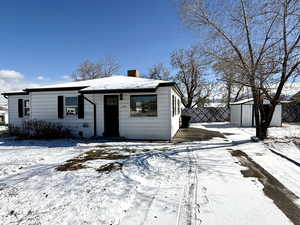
xmin=56 ymin=146 xmax=170 ymax=172
xmin=173 ymin=128 xmax=225 ymax=143
xmin=96 ymin=162 xmax=123 ymax=173
xmin=229 ymin=149 xmax=300 ymax=225
xmin=56 ymin=149 xmax=129 ymax=172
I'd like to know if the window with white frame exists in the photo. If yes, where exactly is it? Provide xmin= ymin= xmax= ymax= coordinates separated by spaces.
xmin=65 ymin=97 xmax=78 ymax=116
xmin=130 ymin=95 xmax=157 ymax=117
xmin=24 ymin=100 xmax=30 ymax=116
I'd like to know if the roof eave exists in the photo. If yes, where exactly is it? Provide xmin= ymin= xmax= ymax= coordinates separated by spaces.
xmin=24 ymin=86 xmax=89 ymax=92
xmin=2 ymin=91 xmax=29 ymax=97
xmin=79 ymin=88 xmax=157 ymax=94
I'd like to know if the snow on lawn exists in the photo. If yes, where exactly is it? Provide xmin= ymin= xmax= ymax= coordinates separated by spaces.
xmin=0 ymin=134 xmax=296 ymax=225
xmin=199 ymin=122 xmax=300 ymax=207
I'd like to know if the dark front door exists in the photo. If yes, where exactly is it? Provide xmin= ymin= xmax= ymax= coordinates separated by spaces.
xmin=104 ymin=95 xmax=119 ymax=137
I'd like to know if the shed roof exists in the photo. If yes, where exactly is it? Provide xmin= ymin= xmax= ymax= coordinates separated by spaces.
xmin=230 ymin=98 xmax=253 ymax=105
xmin=230 ymin=98 xmax=285 ymax=105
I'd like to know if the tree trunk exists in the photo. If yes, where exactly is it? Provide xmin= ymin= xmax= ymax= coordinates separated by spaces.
xmin=253 ymin=104 xmax=262 ymax=138
xmin=256 ymin=103 xmax=276 ymax=140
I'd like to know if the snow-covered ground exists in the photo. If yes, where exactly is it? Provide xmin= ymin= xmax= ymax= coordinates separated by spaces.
xmin=0 ymin=124 xmax=299 ymax=225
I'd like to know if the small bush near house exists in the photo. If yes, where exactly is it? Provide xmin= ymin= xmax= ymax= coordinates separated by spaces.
xmin=8 ymin=120 xmax=71 ymax=139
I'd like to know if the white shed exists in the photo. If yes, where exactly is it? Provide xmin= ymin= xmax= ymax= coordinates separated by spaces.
xmin=230 ymin=98 xmax=282 ymax=127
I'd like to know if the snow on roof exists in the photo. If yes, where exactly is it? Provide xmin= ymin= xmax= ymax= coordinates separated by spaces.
xmin=230 ymin=98 xmax=253 ymax=105
xmin=80 ymin=75 xmax=172 ymax=92
xmin=23 ymin=75 xmax=173 ymax=92
xmin=230 ymin=98 xmax=288 ymax=105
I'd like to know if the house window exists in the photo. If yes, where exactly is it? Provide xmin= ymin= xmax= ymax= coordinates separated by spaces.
xmin=177 ymin=99 xmax=180 ymax=115
xmin=24 ymin=100 xmax=30 ymax=116
xmin=130 ymin=95 xmax=157 ymax=117
xmin=65 ymin=97 xmax=78 ymax=116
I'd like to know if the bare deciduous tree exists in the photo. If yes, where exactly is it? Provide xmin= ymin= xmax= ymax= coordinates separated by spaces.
xmin=148 ymin=63 xmax=171 ymax=80
xmin=181 ymin=0 xmax=300 ymax=139
xmin=213 ymin=55 xmax=249 ymax=107
xmin=72 ymin=57 xmax=120 ymax=81
xmin=171 ymin=46 xmax=212 ymax=108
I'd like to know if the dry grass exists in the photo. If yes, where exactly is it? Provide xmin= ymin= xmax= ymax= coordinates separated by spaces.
xmin=56 ymin=149 xmax=129 ymax=172
xmin=96 ymin=162 xmax=123 ymax=173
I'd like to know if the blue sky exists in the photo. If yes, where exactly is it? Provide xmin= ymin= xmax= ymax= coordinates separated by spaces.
xmin=0 ymin=0 xmax=196 ymax=88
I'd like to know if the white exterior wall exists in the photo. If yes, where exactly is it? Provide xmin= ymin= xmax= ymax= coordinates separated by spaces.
xmin=170 ymin=87 xmax=181 ymax=137
xmin=119 ymin=87 xmax=170 ymax=140
xmin=230 ymin=105 xmax=241 ymax=125
xmin=8 ymin=92 xmax=95 ymax=137
xmin=4 ymin=111 xmax=8 ymax=124
xmin=230 ymin=103 xmax=282 ymax=127
xmin=270 ymin=104 xmax=282 ymax=126
xmin=93 ymin=86 xmax=179 ymax=140
xmin=7 ymin=86 xmax=180 ymax=140
xmin=8 ymin=95 xmax=30 ymax=126
xmin=30 ymin=91 xmax=94 ymax=137
xmin=241 ymin=104 xmax=253 ymax=127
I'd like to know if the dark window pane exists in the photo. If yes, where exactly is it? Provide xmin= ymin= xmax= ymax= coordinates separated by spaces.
xmin=65 ymin=97 xmax=78 ymax=106
xmin=130 ymin=95 xmax=157 ymax=117
xmin=24 ymin=100 xmax=30 ymax=108
xmin=24 ymin=100 xmax=30 ymax=116
xmin=24 ymin=108 xmax=30 ymax=116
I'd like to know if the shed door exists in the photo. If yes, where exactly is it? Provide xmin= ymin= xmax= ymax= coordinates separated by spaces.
xmin=241 ymin=104 xmax=253 ymax=127
xmin=104 ymin=95 xmax=119 ymax=137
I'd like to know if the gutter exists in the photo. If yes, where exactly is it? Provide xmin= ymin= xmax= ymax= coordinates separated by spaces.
xmin=81 ymin=94 xmax=97 ymax=137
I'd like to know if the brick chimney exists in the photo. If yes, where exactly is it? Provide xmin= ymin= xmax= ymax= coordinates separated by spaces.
xmin=127 ymin=70 xmax=140 ymax=77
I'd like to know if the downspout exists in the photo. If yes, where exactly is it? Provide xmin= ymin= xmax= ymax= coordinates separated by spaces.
xmin=81 ymin=94 xmax=97 ymax=137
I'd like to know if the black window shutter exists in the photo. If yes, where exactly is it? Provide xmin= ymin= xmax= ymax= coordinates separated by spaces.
xmin=18 ymin=99 xmax=23 ymax=118
xmin=78 ymin=95 xmax=84 ymax=119
xmin=58 ymin=96 xmax=64 ymax=119
xmin=172 ymin=96 xmax=175 ymax=117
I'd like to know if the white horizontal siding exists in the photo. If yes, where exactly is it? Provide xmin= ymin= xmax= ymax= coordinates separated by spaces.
xmin=270 ymin=105 xmax=282 ymax=126
xmin=31 ymin=91 xmax=94 ymax=137
xmin=170 ymin=87 xmax=181 ymax=137
xmin=118 ymin=87 xmax=171 ymax=140
xmin=231 ymin=104 xmax=282 ymax=127
xmin=7 ymin=87 xmax=174 ymax=140
xmin=8 ymin=95 xmax=30 ymax=127
xmin=241 ymin=105 xmax=253 ymax=127
xmin=230 ymin=105 xmax=241 ymax=125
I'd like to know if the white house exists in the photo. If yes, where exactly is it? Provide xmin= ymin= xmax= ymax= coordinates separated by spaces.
xmin=2 ymin=71 xmax=183 ymax=140
xmin=230 ymin=98 xmax=282 ymax=127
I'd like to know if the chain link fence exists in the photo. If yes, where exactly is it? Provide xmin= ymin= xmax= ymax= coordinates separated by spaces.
xmin=182 ymin=107 xmax=230 ymax=123
xmin=183 ymin=103 xmax=300 ymax=123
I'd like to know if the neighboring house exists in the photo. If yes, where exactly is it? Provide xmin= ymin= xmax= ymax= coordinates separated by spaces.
xmin=0 ymin=106 xmax=8 ymax=125
xmin=230 ymin=98 xmax=282 ymax=127
xmin=2 ymin=71 xmax=183 ymax=140
xmin=292 ymin=91 xmax=300 ymax=102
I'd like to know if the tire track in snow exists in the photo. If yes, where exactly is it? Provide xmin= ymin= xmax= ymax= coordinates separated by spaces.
xmin=176 ymin=149 xmax=203 ymax=225
xmin=118 ymin=174 xmax=163 ymax=225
